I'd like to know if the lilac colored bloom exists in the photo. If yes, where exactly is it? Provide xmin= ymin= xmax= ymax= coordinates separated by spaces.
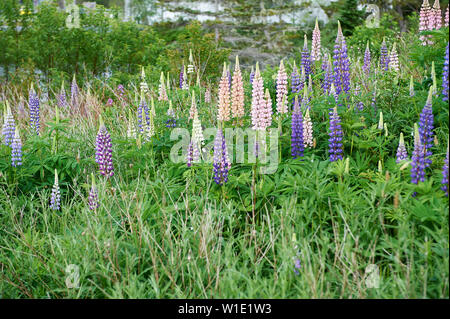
xmin=419 ymin=89 xmax=434 ymax=167
xmin=293 ymin=257 xmax=301 ymax=275
xmin=2 ymin=105 xmax=15 ymax=147
xmin=107 ymin=98 xmax=113 ymax=106
xmin=88 ymin=186 xmax=99 ymax=210
xmin=443 ymin=43 xmax=449 ymax=101
xmin=179 ymin=65 xmax=184 ymax=89
xmin=11 ymin=128 xmax=22 ymax=167
xmin=186 ymin=141 xmax=194 ymax=167
xmin=301 ymin=35 xmax=312 ymax=79
xmin=95 ymin=120 xmax=114 ymax=177
xmin=322 ymin=55 xmax=333 ymax=94
xmin=396 ymin=133 xmax=409 ymax=163
xmin=71 ymin=75 xmax=79 ymax=108
xmin=50 ymin=171 xmax=61 ymax=211
xmin=441 ymin=145 xmax=449 ymax=196
xmin=328 ymin=107 xmax=344 ymax=162
xmin=380 ymin=39 xmax=389 ymax=72
xmin=363 ymin=42 xmax=371 ymax=76
xmin=250 ymin=66 xmax=255 ymax=86
xmin=29 ymin=86 xmax=40 ymax=135
xmin=213 ymin=129 xmax=231 ymax=185
xmin=291 ymin=96 xmax=304 ymax=159
xmin=58 ymin=85 xmax=67 ymax=108
xmin=333 ymin=23 xmax=351 ymax=95
xmin=411 ymin=124 xmax=426 ymax=186
xmin=291 ymin=62 xmax=302 ymax=96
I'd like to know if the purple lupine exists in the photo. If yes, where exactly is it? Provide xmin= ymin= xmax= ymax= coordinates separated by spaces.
xmin=179 ymin=65 xmax=184 ymax=89
xmin=419 ymin=89 xmax=434 ymax=167
xmin=291 ymin=96 xmax=304 ymax=159
xmin=11 ymin=128 xmax=22 ymax=167
xmin=396 ymin=132 xmax=409 ymax=163
xmin=2 ymin=105 xmax=15 ymax=147
xmin=29 ymin=86 xmax=40 ymax=135
xmin=293 ymin=256 xmax=301 ymax=275
xmin=186 ymin=141 xmax=194 ymax=167
xmin=213 ymin=128 xmax=231 ymax=186
xmin=328 ymin=107 xmax=344 ymax=162
xmin=291 ymin=62 xmax=301 ymax=96
xmin=50 ymin=170 xmax=61 ymax=211
xmin=333 ymin=23 xmax=351 ymax=95
xmin=301 ymin=35 xmax=312 ymax=79
xmin=380 ymin=39 xmax=389 ymax=72
xmin=95 ymin=118 xmax=114 ymax=177
xmin=363 ymin=41 xmax=371 ymax=76
xmin=322 ymin=55 xmax=333 ymax=94
xmin=58 ymin=83 xmax=67 ymax=108
xmin=88 ymin=174 xmax=100 ymax=210
xmin=443 ymin=43 xmax=449 ymax=101
xmin=441 ymin=145 xmax=449 ymax=196
xmin=411 ymin=124 xmax=426 ymax=187
xmin=117 ymin=84 xmax=125 ymax=98
xmin=137 ymin=100 xmax=144 ymax=133
xmin=71 ymin=75 xmax=79 ymax=108
xmin=250 ymin=66 xmax=255 ymax=86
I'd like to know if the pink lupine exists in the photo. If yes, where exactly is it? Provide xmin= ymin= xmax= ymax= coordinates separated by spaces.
xmin=231 ymin=56 xmax=245 ymax=119
xmin=420 ymin=0 xmax=432 ymax=45
xmin=158 ymin=72 xmax=168 ymax=101
xmin=433 ymin=0 xmax=442 ymax=30
xmin=263 ymin=88 xmax=273 ymax=129
xmin=218 ymin=62 xmax=231 ymax=122
xmin=276 ymin=60 xmax=288 ymax=114
xmin=189 ymin=91 xmax=197 ymax=121
xmin=445 ymin=6 xmax=449 ymax=26
xmin=205 ymin=87 xmax=211 ymax=103
xmin=251 ymin=63 xmax=270 ymax=131
xmin=311 ymin=18 xmax=321 ymax=62
xmin=303 ymin=108 xmax=313 ymax=148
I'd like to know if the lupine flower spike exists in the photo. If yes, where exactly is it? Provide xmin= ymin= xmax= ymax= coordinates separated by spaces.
xmin=378 ymin=111 xmax=384 ymax=130
xmin=189 ymin=91 xmax=198 ymax=121
xmin=88 ymin=173 xmax=100 ymax=210
xmin=380 ymin=38 xmax=389 ymax=71
xmin=205 ymin=87 xmax=211 ymax=103
xmin=95 ymin=116 xmax=114 ymax=177
xmin=276 ymin=60 xmax=288 ymax=114
xmin=58 ymin=80 xmax=67 ymax=108
xmin=441 ymin=142 xmax=449 ymax=196
xmin=333 ymin=21 xmax=351 ymax=95
xmin=158 ymin=72 xmax=168 ymax=101
xmin=322 ymin=54 xmax=333 ymax=94
xmin=303 ymin=108 xmax=313 ymax=148
xmin=166 ymin=72 xmax=170 ymax=92
xmin=213 ymin=128 xmax=231 ymax=185
xmin=328 ymin=107 xmax=344 ymax=162
xmin=396 ymin=132 xmax=409 ymax=163
xmin=419 ymin=87 xmax=435 ymax=167
xmin=419 ymin=0 xmax=432 ymax=45
xmin=291 ymin=96 xmax=304 ymax=159
xmin=70 ymin=74 xmax=79 ymax=108
xmin=50 ymin=169 xmax=61 ymax=211
xmin=409 ymin=76 xmax=415 ymax=97
xmin=411 ymin=123 xmax=426 ymax=188
xmin=251 ymin=62 xmax=270 ymax=131
xmin=29 ymin=83 xmax=40 ymax=135
xmin=445 ymin=6 xmax=449 ymax=26
xmin=231 ymin=55 xmax=245 ymax=119
xmin=363 ymin=41 xmax=371 ymax=76
xmin=443 ymin=43 xmax=449 ymax=101
xmin=311 ymin=18 xmax=321 ymax=62
xmin=165 ymin=100 xmax=177 ymax=128
xmin=250 ymin=66 xmax=255 ymax=86
xmin=291 ymin=61 xmax=301 ymax=100
xmin=2 ymin=101 xmax=15 ymax=147
xmin=432 ymin=0 xmax=442 ymax=30
xmin=179 ymin=64 xmax=184 ymax=89
xmin=127 ymin=109 xmax=137 ymax=139
xmin=187 ymin=49 xmax=194 ymax=74
xmin=182 ymin=65 xmax=189 ymax=90
xmin=218 ymin=62 xmax=231 ymax=122
xmin=389 ymin=43 xmax=399 ymax=72
xmin=140 ymin=67 xmax=149 ymax=95
xmin=11 ymin=127 xmax=23 ymax=167
xmin=301 ymin=34 xmax=312 ymax=78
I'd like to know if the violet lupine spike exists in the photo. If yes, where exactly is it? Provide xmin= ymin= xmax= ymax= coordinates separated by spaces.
xmin=213 ymin=129 xmax=231 ymax=186
xmin=58 ymin=81 xmax=67 ymax=108
xmin=396 ymin=132 xmax=409 ymax=163
xmin=186 ymin=141 xmax=194 ymax=167
xmin=291 ymin=61 xmax=301 ymax=103
xmin=11 ymin=128 xmax=23 ymax=167
xmin=50 ymin=170 xmax=61 ymax=211
xmin=291 ymin=96 xmax=304 ymax=159
xmin=411 ymin=123 xmax=426 ymax=186
xmin=95 ymin=118 xmax=114 ymax=177
xmin=29 ymin=85 xmax=40 ymax=135
xmin=301 ymin=35 xmax=312 ymax=79
xmin=328 ymin=107 xmax=344 ymax=162
xmin=179 ymin=65 xmax=184 ymax=89
xmin=70 ymin=75 xmax=79 ymax=108
xmin=442 ymin=43 xmax=449 ymax=101
xmin=88 ymin=185 xmax=99 ymax=210
xmin=441 ymin=144 xmax=449 ymax=196
xmin=419 ymin=89 xmax=434 ymax=167
xmin=363 ymin=42 xmax=371 ymax=76
xmin=333 ymin=22 xmax=351 ymax=95
xmin=380 ymin=38 xmax=389 ymax=71
xmin=322 ymin=55 xmax=333 ymax=94
xmin=250 ymin=66 xmax=255 ymax=86
xmin=2 ymin=103 xmax=15 ymax=147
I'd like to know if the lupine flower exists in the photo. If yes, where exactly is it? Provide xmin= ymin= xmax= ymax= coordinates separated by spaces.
xmin=311 ymin=18 xmax=321 ymax=62
xmin=264 ymin=88 xmax=273 ymax=128
xmin=293 ymin=256 xmax=301 ymax=275
xmin=213 ymin=128 xmax=231 ymax=185
xmin=442 ymin=43 xmax=449 ymax=101
xmin=186 ymin=141 xmax=194 ymax=167
xmin=329 ymin=83 xmax=339 ymax=107
xmin=205 ymin=87 xmax=211 ymax=103
xmin=144 ymin=108 xmax=155 ymax=142
xmin=127 ymin=110 xmax=137 ymax=139
xmin=88 ymin=173 xmax=100 ymax=210
xmin=301 ymin=85 xmax=310 ymax=111
xmin=140 ymin=68 xmax=149 ymax=95
xmin=303 ymin=108 xmax=313 ymax=148
xmin=445 ymin=6 xmax=449 ymax=26
xmin=11 ymin=127 xmax=22 ymax=167
xmin=276 ymin=60 xmax=288 ymax=114
xmin=227 ymin=66 xmax=232 ymax=92
xmin=50 ymin=170 xmax=61 ymax=211
xmin=58 ymin=81 xmax=67 ymax=108
xmin=328 ymin=107 xmax=344 ymax=162
xmin=322 ymin=54 xmax=333 ymax=94
xmin=380 ymin=38 xmax=389 ymax=71
xmin=70 ymin=74 xmax=79 ymax=108
xmin=419 ymin=0 xmax=432 ymax=45
xmin=117 ymin=84 xmax=125 ymax=98
xmin=441 ymin=143 xmax=449 ymax=196
xmin=158 ymin=72 xmax=168 ymax=101
xmin=29 ymin=84 xmax=40 ymax=135
xmin=250 ymin=66 xmax=255 ymax=86
xmin=363 ymin=41 xmax=371 ymax=76
xmin=231 ymin=55 xmax=245 ymax=119
xmin=166 ymin=101 xmax=177 ymax=128
xmin=192 ymin=112 xmax=205 ymax=148
xmin=218 ymin=62 xmax=231 ymax=122
xmin=166 ymin=72 xmax=171 ymax=92
xmin=410 ymin=76 xmax=415 ymax=97
xmin=301 ymin=34 xmax=312 ymax=79
xmin=378 ymin=111 xmax=384 ymax=130
xmin=389 ymin=43 xmax=399 ymax=72
xmin=187 ymin=49 xmax=194 ymax=74
xmin=411 ymin=123 xmax=426 ymax=186
xmin=291 ymin=96 xmax=304 ymax=159
xmin=95 ymin=117 xmax=114 ymax=177
xmin=179 ymin=64 xmax=184 ymax=89
xmin=333 ymin=22 xmax=351 ymax=95
xmin=189 ymin=91 xmax=198 ymax=121
xmin=432 ymin=0 xmax=442 ymax=29
xmin=2 ymin=102 xmax=15 ymax=147
xmin=396 ymin=132 xmax=409 ymax=163
xmin=251 ymin=63 xmax=271 ymax=131
xmin=419 ymin=88 xmax=434 ymax=167
xmin=291 ymin=61 xmax=301 ymax=97
xmin=182 ymin=65 xmax=189 ymax=90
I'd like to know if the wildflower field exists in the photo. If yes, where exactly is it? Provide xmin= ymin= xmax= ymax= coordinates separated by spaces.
xmin=0 ymin=0 xmax=449 ymax=299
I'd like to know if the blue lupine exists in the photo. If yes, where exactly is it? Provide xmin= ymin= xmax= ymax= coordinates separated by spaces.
xmin=322 ymin=55 xmax=333 ymax=94
xmin=29 ymin=86 xmax=40 ymax=135
xmin=443 ymin=43 xmax=449 ymax=101
xmin=396 ymin=133 xmax=408 ymax=163
xmin=11 ymin=128 xmax=22 ymax=167
xmin=333 ymin=23 xmax=351 ymax=95
xmin=419 ymin=89 xmax=434 ymax=167
xmin=411 ymin=124 xmax=426 ymax=187
xmin=291 ymin=96 xmax=304 ymax=159
xmin=380 ymin=38 xmax=389 ymax=72
xmin=179 ymin=65 xmax=184 ymax=89
xmin=301 ymin=35 xmax=312 ymax=79
xmin=363 ymin=41 xmax=371 ymax=76
xmin=213 ymin=129 xmax=230 ymax=185
xmin=88 ymin=173 xmax=100 ymax=210
xmin=328 ymin=107 xmax=344 ymax=162
xmin=2 ymin=104 xmax=15 ymax=147
xmin=441 ymin=145 xmax=449 ymax=196
xmin=50 ymin=170 xmax=61 ymax=211
xmin=95 ymin=118 xmax=114 ymax=177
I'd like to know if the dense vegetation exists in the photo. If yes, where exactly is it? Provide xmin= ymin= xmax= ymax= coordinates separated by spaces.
xmin=0 ymin=0 xmax=448 ymax=298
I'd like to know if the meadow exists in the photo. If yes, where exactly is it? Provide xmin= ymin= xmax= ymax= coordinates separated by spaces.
xmin=0 ymin=0 xmax=449 ymax=299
